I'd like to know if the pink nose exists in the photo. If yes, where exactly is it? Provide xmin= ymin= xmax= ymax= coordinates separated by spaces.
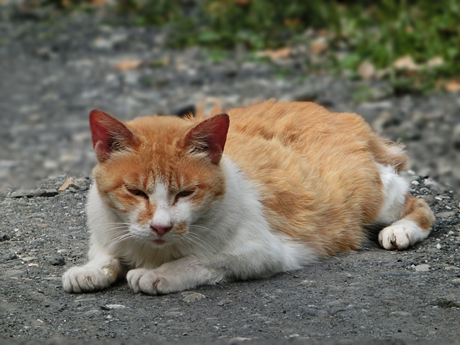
xmin=150 ymin=224 xmax=172 ymax=237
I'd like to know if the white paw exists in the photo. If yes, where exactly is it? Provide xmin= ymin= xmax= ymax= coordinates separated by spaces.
xmin=127 ymin=268 xmax=177 ymax=295
xmin=378 ymin=220 xmax=425 ymax=250
xmin=62 ymin=265 xmax=117 ymax=293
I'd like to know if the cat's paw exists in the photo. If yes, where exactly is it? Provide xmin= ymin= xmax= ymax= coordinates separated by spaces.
xmin=378 ymin=219 xmax=425 ymax=250
xmin=62 ymin=265 xmax=117 ymax=293
xmin=127 ymin=268 xmax=178 ymax=295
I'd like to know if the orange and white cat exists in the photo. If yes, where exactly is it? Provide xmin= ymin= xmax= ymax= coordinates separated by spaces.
xmin=62 ymin=100 xmax=435 ymax=295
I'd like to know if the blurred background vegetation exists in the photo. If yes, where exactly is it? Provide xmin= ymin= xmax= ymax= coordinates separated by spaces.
xmin=12 ymin=0 xmax=460 ymax=93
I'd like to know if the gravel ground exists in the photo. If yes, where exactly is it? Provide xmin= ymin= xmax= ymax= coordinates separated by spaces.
xmin=0 ymin=7 xmax=460 ymax=345
xmin=0 ymin=171 xmax=460 ymax=343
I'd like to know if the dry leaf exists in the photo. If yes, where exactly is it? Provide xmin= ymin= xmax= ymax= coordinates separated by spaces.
xmin=393 ymin=55 xmax=419 ymax=71
xmin=59 ymin=177 xmax=73 ymax=191
xmin=114 ymin=59 xmax=143 ymax=71
xmin=317 ymin=29 xmax=328 ymax=37
xmin=230 ymin=0 xmax=249 ymax=5
xmin=357 ymin=61 xmax=376 ymax=80
xmin=92 ymin=0 xmax=106 ymax=6
xmin=445 ymin=80 xmax=460 ymax=92
xmin=257 ymin=47 xmax=291 ymax=61
xmin=310 ymin=38 xmax=328 ymax=55
xmin=426 ymin=57 xmax=444 ymax=68
xmin=284 ymin=18 xmax=300 ymax=28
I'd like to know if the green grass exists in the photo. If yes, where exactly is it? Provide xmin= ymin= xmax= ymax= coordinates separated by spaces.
xmin=36 ymin=0 xmax=460 ymax=93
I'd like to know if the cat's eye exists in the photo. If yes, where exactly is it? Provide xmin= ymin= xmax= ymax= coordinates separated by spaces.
xmin=175 ymin=190 xmax=194 ymax=200
xmin=127 ymin=188 xmax=148 ymax=199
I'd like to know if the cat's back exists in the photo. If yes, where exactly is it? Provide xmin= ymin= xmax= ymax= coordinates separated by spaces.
xmin=223 ymin=100 xmax=379 ymax=178
xmin=226 ymin=100 xmax=372 ymax=154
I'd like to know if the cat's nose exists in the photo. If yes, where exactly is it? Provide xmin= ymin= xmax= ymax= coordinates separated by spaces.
xmin=150 ymin=224 xmax=172 ymax=237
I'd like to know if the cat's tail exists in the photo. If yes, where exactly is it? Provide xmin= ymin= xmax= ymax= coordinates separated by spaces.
xmin=369 ymin=135 xmax=408 ymax=173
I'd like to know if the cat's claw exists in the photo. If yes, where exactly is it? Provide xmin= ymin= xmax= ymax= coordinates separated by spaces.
xmin=127 ymin=268 xmax=172 ymax=295
xmin=62 ymin=265 xmax=116 ymax=293
xmin=378 ymin=219 xmax=425 ymax=250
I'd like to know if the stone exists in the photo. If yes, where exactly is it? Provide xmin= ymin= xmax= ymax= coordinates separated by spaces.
xmin=21 ymin=256 xmax=37 ymax=263
xmin=421 ymin=194 xmax=436 ymax=206
xmin=217 ymin=299 xmax=232 ymax=306
xmin=182 ymin=291 xmax=205 ymax=303
xmin=101 ymin=304 xmax=127 ymax=310
xmin=299 ymin=307 xmax=318 ymax=317
xmin=436 ymin=211 xmax=456 ymax=218
xmin=49 ymin=256 xmax=65 ymax=266
xmin=390 ymin=311 xmax=412 ymax=317
xmin=414 ymin=264 xmax=430 ymax=272
xmin=3 ymin=253 xmax=17 ymax=261
xmin=0 ymin=233 xmax=10 ymax=242
xmin=9 ymin=189 xmax=58 ymax=198
xmin=4 ymin=270 xmax=25 ymax=277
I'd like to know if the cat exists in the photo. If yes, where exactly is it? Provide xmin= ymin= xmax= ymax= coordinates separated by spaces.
xmin=62 ymin=100 xmax=435 ymax=295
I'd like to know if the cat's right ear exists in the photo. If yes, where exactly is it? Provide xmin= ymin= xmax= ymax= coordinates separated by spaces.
xmin=184 ymin=113 xmax=229 ymax=164
xmin=89 ymin=110 xmax=137 ymax=162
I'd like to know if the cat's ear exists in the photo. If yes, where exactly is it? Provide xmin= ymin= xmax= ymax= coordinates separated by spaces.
xmin=184 ymin=113 xmax=229 ymax=164
xmin=89 ymin=110 xmax=137 ymax=162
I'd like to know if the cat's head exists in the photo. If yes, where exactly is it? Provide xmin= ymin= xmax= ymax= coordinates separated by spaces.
xmin=89 ymin=110 xmax=229 ymax=247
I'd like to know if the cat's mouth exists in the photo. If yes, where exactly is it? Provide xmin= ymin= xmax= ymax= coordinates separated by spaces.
xmin=152 ymin=239 xmax=166 ymax=245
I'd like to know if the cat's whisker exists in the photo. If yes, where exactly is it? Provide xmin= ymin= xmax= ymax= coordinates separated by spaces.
xmin=189 ymin=224 xmax=213 ymax=233
xmin=181 ymin=232 xmax=218 ymax=254
xmin=107 ymin=232 xmax=135 ymax=247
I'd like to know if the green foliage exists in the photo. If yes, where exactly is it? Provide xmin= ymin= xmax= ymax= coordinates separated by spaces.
xmin=126 ymin=0 xmax=460 ymax=93
xmin=38 ymin=0 xmax=460 ymax=93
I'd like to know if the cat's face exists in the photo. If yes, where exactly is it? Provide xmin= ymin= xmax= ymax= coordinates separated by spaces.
xmin=89 ymin=110 xmax=229 ymax=247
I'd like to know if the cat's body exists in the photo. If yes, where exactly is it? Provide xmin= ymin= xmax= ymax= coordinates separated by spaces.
xmin=63 ymin=100 xmax=435 ymax=295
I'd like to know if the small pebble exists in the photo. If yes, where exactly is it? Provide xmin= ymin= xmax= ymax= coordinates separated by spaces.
xmin=414 ymin=264 xmax=430 ymax=272
xmin=299 ymin=307 xmax=318 ymax=317
xmin=390 ymin=311 xmax=411 ymax=317
xmin=436 ymin=211 xmax=456 ymax=218
xmin=217 ymin=299 xmax=232 ymax=306
xmin=49 ymin=256 xmax=65 ymax=266
xmin=0 ymin=233 xmax=11 ymax=242
xmin=101 ymin=304 xmax=127 ymax=310
xmin=3 ymin=253 xmax=17 ymax=261
xmin=21 ymin=256 xmax=37 ymax=263
xmin=182 ymin=292 xmax=205 ymax=303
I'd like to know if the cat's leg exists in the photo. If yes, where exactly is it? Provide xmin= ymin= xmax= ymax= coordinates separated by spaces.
xmin=127 ymin=257 xmax=224 ymax=295
xmin=378 ymin=194 xmax=435 ymax=250
xmin=62 ymin=244 xmax=123 ymax=293
xmin=127 ymin=239 xmax=296 ymax=295
xmin=375 ymin=165 xmax=435 ymax=250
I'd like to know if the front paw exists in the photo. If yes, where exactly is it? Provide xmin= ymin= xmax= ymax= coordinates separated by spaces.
xmin=62 ymin=265 xmax=117 ymax=293
xmin=127 ymin=268 xmax=176 ymax=295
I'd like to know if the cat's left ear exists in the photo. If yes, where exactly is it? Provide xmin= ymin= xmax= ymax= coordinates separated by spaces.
xmin=184 ymin=113 xmax=229 ymax=164
xmin=89 ymin=110 xmax=137 ymax=162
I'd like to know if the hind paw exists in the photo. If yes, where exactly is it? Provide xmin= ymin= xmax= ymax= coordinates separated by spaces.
xmin=379 ymin=219 xmax=426 ymax=250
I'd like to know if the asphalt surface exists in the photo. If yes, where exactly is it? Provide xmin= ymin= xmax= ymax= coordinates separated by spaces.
xmin=0 ymin=175 xmax=459 ymax=344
